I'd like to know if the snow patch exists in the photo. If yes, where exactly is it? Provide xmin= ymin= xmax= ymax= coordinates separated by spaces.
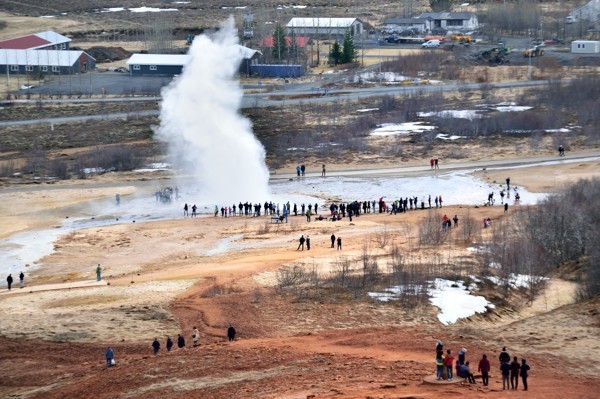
xmin=356 ymin=108 xmax=379 ymax=113
xmin=429 ymin=279 xmax=495 ymax=325
xmin=418 ymin=110 xmax=483 ymax=120
xmin=437 ymin=133 xmax=466 ymax=140
xmin=370 ymin=122 xmax=436 ymax=136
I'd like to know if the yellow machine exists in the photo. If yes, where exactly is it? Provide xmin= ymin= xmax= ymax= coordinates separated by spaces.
xmin=522 ymin=45 xmax=545 ymax=57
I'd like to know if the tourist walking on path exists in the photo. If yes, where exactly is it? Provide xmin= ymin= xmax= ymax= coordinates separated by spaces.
xmin=177 ymin=334 xmax=185 ymax=349
xmin=330 ymin=234 xmax=336 ymax=248
xmin=6 ymin=274 xmax=13 ymax=290
xmin=520 ymin=358 xmax=530 ymax=391
xmin=152 ymin=338 xmax=160 ymax=356
xmin=510 ymin=356 xmax=521 ymax=389
xmin=166 ymin=336 xmax=173 ymax=352
xmin=297 ymin=235 xmax=305 ymax=250
xmin=96 ymin=264 xmax=102 ymax=281
xmin=506 ymin=177 xmax=511 ymax=190
xmin=322 ymin=164 xmax=326 ymax=177
xmin=337 ymin=237 xmax=342 ymax=250
xmin=306 ymin=235 xmax=311 ymax=251
xmin=19 ymin=272 xmax=24 ymax=289
xmin=478 ymin=354 xmax=490 ymax=386
xmin=105 ymin=347 xmax=114 ymax=368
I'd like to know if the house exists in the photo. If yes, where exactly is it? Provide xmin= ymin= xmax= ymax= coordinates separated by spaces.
xmin=0 ymin=49 xmax=95 ymax=75
xmin=566 ymin=0 xmax=600 ymax=27
xmin=0 ymin=31 xmax=71 ymax=50
xmin=286 ymin=18 xmax=363 ymax=38
xmin=381 ymin=18 xmax=428 ymax=34
xmin=126 ymin=45 xmax=261 ymax=76
xmin=418 ymin=12 xmax=479 ymax=32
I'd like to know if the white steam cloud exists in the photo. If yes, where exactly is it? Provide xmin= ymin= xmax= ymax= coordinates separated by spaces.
xmin=157 ymin=17 xmax=270 ymax=203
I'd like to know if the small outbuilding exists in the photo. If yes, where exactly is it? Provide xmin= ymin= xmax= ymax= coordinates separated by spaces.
xmin=286 ymin=18 xmax=363 ymax=38
xmin=0 ymin=49 xmax=95 ymax=75
xmin=571 ymin=40 xmax=600 ymax=53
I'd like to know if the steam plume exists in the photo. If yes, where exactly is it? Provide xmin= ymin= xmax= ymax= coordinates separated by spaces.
xmin=158 ymin=17 xmax=270 ymax=203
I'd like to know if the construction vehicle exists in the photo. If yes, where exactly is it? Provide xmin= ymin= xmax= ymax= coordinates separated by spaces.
xmin=478 ymin=43 xmax=511 ymax=65
xmin=450 ymin=33 xmax=471 ymax=44
xmin=522 ymin=45 xmax=545 ymax=57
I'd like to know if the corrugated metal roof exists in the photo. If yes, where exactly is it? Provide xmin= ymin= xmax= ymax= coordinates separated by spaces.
xmin=419 ymin=12 xmax=475 ymax=20
xmin=0 ymin=35 xmax=50 ymax=50
xmin=286 ymin=18 xmax=359 ymax=28
xmin=127 ymin=46 xmax=260 ymax=66
xmin=0 ymin=49 xmax=90 ymax=66
xmin=0 ymin=31 xmax=71 ymax=50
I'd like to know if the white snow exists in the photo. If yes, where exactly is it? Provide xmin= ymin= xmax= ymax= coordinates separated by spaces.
xmin=545 ymin=128 xmax=571 ymax=133
xmin=437 ymin=133 xmax=466 ymax=140
xmin=39 ymin=16 xmax=56 ymax=18
xmin=486 ymin=274 xmax=547 ymax=288
xmin=429 ymin=279 xmax=495 ymax=324
xmin=370 ymin=122 xmax=436 ymax=136
xmin=494 ymin=105 xmax=532 ymax=112
xmin=418 ymin=110 xmax=483 ymax=120
xmin=356 ymin=108 xmax=379 ymax=113
xmin=129 ymin=7 xmax=178 ymax=12
xmin=356 ymin=71 xmax=416 ymax=84
xmin=100 ymin=7 xmax=126 ymax=12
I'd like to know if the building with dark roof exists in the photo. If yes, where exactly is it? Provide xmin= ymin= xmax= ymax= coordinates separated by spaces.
xmin=0 ymin=31 xmax=71 ymax=50
xmin=0 ymin=49 xmax=95 ymax=75
xmin=418 ymin=12 xmax=479 ymax=32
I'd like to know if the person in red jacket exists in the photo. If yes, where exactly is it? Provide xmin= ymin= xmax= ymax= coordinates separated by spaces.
xmin=478 ymin=354 xmax=491 ymax=386
xmin=444 ymin=349 xmax=455 ymax=380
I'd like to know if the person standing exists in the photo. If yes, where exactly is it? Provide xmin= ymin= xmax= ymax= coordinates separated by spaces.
xmin=301 ymin=164 xmax=305 ymax=176
xmin=510 ymin=356 xmax=521 ymax=389
xmin=434 ymin=158 xmax=439 ymax=169
xmin=337 ymin=237 xmax=342 ymax=250
xmin=444 ymin=349 xmax=454 ymax=381
xmin=296 ymin=165 xmax=301 ymax=177
xmin=458 ymin=348 xmax=466 ymax=365
xmin=177 ymin=334 xmax=185 ymax=349
xmin=330 ymin=234 xmax=336 ymax=248
xmin=96 ymin=265 xmax=102 ymax=282
xmin=183 ymin=203 xmax=189 ymax=217
xmin=504 ymin=203 xmax=509 ymax=212
xmin=227 ymin=324 xmax=236 ymax=341
xmin=436 ymin=353 xmax=444 ymax=380
xmin=105 ymin=347 xmax=114 ymax=368
xmin=192 ymin=326 xmax=200 ymax=347
xmin=478 ymin=354 xmax=490 ymax=386
xmin=297 ymin=235 xmax=305 ymax=251
xmin=322 ymin=164 xmax=326 ymax=177
xmin=520 ymin=358 xmax=530 ymax=391
xmin=152 ymin=338 xmax=160 ymax=356
xmin=430 ymin=158 xmax=434 ymax=169
xmin=19 ymin=272 xmax=24 ymax=289
xmin=6 ymin=274 xmax=13 ymax=290
xmin=192 ymin=204 xmax=197 ymax=217
xmin=452 ymin=215 xmax=459 ymax=228
xmin=499 ymin=347 xmax=510 ymax=365
xmin=166 ymin=336 xmax=173 ymax=352
xmin=306 ymin=235 xmax=311 ymax=251
xmin=506 ymin=177 xmax=511 ymax=190
xmin=501 ymin=359 xmax=511 ymax=389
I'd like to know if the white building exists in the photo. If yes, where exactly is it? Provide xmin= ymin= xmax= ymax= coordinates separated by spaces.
xmin=286 ymin=18 xmax=363 ymax=37
xmin=571 ymin=40 xmax=600 ymax=53
xmin=418 ymin=12 xmax=479 ymax=32
xmin=382 ymin=18 xmax=428 ymax=34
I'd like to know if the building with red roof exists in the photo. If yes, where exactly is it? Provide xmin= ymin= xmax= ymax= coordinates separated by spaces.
xmin=0 ymin=31 xmax=71 ymax=50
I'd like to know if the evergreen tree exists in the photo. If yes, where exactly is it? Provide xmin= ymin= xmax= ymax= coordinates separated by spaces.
xmin=329 ymin=41 xmax=342 ymax=65
xmin=341 ymin=31 xmax=358 ymax=64
xmin=272 ymin=23 xmax=287 ymax=62
xmin=429 ymin=0 xmax=454 ymax=13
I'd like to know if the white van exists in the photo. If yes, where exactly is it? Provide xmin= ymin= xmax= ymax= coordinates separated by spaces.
xmin=422 ymin=39 xmax=440 ymax=48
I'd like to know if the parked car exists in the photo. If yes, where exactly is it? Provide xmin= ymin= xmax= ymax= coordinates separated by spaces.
xmin=422 ymin=39 xmax=441 ymax=48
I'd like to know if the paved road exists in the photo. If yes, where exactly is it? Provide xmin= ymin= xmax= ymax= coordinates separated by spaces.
xmin=0 ymin=79 xmax=555 ymax=127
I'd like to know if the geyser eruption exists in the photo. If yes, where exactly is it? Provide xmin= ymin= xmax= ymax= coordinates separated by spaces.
xmin=158 ymin=17 xmax=270 ymax=203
